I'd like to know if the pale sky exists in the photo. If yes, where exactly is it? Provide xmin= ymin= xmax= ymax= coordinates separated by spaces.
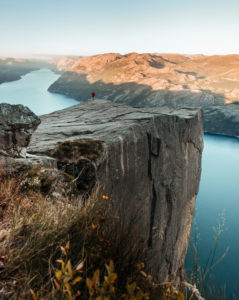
xmin=0 ymin=0 xmax=239 ymax=57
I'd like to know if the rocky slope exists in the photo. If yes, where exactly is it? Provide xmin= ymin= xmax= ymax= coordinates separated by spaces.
xmin=25 ymin=99 xmax=203 ymax=282
xmin=48 ymin=53 xmax=239 ymax=137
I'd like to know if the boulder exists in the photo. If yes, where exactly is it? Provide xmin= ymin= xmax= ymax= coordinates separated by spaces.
xmin=0 ymin=103 xmax=40 ymax=157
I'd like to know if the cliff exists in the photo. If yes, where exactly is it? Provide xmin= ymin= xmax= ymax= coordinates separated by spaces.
xmin=25 ymin=99 xmax=203 ymax=282
xmin=204 ymin=105 xmax=239 ymax=137
xmin=0 ymin=58 xmax=39 ymax=84
xmin=48 ymin=53 xmax=239 ymax=138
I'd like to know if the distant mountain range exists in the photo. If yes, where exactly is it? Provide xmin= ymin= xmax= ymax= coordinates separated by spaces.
xmin=48 ymin=53 xmax=239 ymax=137
xmin=0 ymin=58 xmax=40 ymax=84
xmin=0 ymin=56 xmax=81 ymax=84
xmin=48 ymin=56 xmax=83 ymax=72
xmin=0 ymin=53 xmax=238 ymax=137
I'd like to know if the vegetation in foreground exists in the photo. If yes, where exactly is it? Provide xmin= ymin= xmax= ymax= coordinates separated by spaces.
xmin=187 ymin=213 xmax=230 ymax=300
xmin=0 ymin=170 xmax=203 ymax=299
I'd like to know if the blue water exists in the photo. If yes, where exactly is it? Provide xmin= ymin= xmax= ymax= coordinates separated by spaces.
xmin=186 ymin=134 xmax=239 ymax=298
xmin=0 ymin=69 xmax=79 ymax=115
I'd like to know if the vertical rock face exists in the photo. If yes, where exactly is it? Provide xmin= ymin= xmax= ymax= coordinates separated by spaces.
xmin=27 ymin=99 xmax=203 ymax=282
xmin=0 ymin=103 xmax=40 ymax=157
xmin=204 ymin=105 xmax=239 ymax=137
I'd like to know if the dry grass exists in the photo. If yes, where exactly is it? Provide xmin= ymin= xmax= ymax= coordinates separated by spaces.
xmin=52 ymin=140 xmax=103 ymax=163
xmin=0 ymin=172 xmax=152 ymax=299
xmin=0 ymin=171 xmax=190 ymax=300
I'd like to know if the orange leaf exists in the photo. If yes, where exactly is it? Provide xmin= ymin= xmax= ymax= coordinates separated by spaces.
xmin=30 ymin=289 xmax=36 ymax=300
xmin=91 ymin=223 xmax=97 ymax=230
xmin=65 ymin=241 xmax=70 ymax=252
xmin=75 ymin=290 xmax=81 ymax=296
xmin=54 ymin=279 xmax=60 ymax=290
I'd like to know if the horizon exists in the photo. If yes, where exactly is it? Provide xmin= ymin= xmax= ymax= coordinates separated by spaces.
xmin=2 ymin=51 xmax=239 ymax=60
xmin=1 ymin=0 xmax=239 ymax=57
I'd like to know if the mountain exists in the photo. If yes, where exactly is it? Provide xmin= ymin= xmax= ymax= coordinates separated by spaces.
xmin=49 ymin=56 xmax=83 ymax=72
xmin=48 ymin=53 xmax=239 ymax=137
xmin=0 ymin=56 xmax=83 ymax=85
xmin=0 ymin=57 xmax=71 ymax=84
xmin=0 ymin=58 xmax=40 ymax=84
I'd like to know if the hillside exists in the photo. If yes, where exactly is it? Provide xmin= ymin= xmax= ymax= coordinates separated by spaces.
xmin=49 ymin=55 xmax=83 ymax=72
xmin=0 ymin=58 xmax=40 ymax=84
xmin=48 ymin=53 xmax=239 ymax=137
xmin=0 ymin=57 xmax=69 ymax=84
xmin=0 ymin=56 xmax=83 ymax=85
xmin=48 ymin=52 xmax=239 ymax=105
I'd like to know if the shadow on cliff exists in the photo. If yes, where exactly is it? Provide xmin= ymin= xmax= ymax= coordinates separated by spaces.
xmin=48 ymin=72 xmax=226 ymax=108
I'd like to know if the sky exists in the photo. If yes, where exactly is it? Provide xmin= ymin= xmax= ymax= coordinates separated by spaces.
xmin=0 ymin=0 xmax=239 ymax=57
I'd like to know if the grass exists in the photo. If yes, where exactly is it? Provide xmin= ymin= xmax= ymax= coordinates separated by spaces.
xmin=0 ymin=170 xmax=196 ymax=299
xmin=52 ymin=140 xmax=103 ymax=163
xmin=0 ymin=171 xmax=152 ymax=299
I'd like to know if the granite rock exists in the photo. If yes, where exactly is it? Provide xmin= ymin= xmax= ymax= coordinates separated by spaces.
xmin=28 ymin=99 xmax=203 ymax=282
xmin=0 ymin=103 xmax=40 ymax=157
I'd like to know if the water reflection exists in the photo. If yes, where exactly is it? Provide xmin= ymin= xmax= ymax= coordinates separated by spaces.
xmin=186 ymin=134 xmax=239 ymax=297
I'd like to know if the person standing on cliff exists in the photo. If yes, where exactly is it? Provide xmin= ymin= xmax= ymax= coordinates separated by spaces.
xmin=91 ymin=91 xmax=96 ymax=100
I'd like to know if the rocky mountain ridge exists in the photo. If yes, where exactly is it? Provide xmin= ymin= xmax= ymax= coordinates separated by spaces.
xmin=48 ymin=52 xmax=239 ymax=137
xmin=49 ymin=55 xmax=83 ymax=72
xmin=67 ymin=53 xmax=239 ymax=104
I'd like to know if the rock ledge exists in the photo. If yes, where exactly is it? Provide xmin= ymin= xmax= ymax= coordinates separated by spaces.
xmin=27 ymin=99 xmax=203 ymax=282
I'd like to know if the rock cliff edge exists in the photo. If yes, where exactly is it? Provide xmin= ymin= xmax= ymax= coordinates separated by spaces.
xmin=25 ymin=99 xmax=203 ymax=282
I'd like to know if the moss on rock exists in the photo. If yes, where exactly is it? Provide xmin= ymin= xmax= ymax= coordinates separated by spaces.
xmin=52 ymin=139 xmax=103 ymax=163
